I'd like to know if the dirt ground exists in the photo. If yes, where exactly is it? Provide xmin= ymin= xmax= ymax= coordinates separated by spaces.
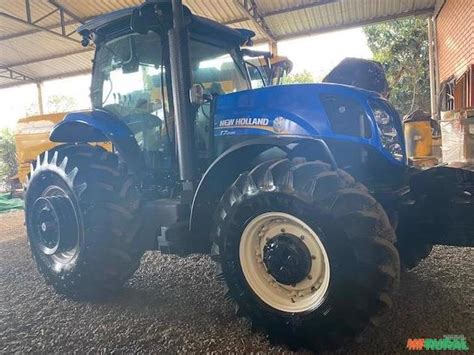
xmin=1 ymin=210 xmax=473 ymax=353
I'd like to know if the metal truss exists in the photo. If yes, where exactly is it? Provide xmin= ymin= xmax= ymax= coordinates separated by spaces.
xmin=0 ymin=0 xmax=84 ymax=43
xmin=235 ymin=0 xmax=276 ymax=43
xmin=0 ymin=67 xmax=35 ymax=83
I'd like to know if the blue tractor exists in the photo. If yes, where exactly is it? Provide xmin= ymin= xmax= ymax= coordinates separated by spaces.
xmin=24 ymin=0 xmax=473 ymax=351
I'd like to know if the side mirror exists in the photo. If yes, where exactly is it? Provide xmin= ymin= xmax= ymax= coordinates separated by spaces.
xmin=130 ymin=4 xmax=161 ymax=34
xmin=130 ymin=8 xmax=149 ymax=34
xmin=189 ymin=84 xmax=205 ymax=106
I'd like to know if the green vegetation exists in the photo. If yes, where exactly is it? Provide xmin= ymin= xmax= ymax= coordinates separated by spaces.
xmin=0 ymin=128 xmax=18 ymax=191
xmin=46 ymin=95 xmax=78 ymax=113
xmin=364 ymin=17 xmax=430 ymax=116
xmin=282 ymin=70 xmax=316 ymax=84
xmin=25 ymin=94 xmax=78 ymax=116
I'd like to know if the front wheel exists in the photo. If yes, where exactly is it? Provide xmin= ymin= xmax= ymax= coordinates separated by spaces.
xmin=25 ymin=145 xmax=145 ymax=300
xmin=213 ymin=158 xmax=400 ymax=351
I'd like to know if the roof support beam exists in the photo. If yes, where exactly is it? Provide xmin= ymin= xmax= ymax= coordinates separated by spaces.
xmin=273 ymin=7 xmax=435 ymax=42
xmin=0 ymin=68 xmax=90 ymax=90
xmin=5 ymin=47 xmax=93 ymax=69
xmin=264 ymin=0 xmax=338 ymax=17
xmin=48 ymin=0 xmax=84 ymax=25
xmin=25 ymin=0 xmax=32 ymax=23
xmin=0 ymin=0 xmax=84 ymax=44
xmin=0 ymin=17 xmax=80 ymax=42
xmin=235 ymin=0 xmax=276 ymax=43
xmin=0 ymin=67 xmax=35 ymax=83
xmin=0 ymin=12 xmax=82 ymax=45
xmin=225 ymin=1 xmax=338 ymax=25
xmin=33 ymin=8 xmax=59 ymax=25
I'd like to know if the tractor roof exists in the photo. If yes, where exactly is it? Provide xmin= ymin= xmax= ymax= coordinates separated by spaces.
xmin=78 ymin=4 xmax=255 ymax=47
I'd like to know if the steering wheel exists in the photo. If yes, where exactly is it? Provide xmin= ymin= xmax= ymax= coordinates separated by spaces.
xmin=121 ymin=112 xmax=162 ymax=134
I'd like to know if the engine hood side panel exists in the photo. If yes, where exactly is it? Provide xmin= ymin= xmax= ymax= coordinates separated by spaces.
xmin=213 ymin=84 xmax=405 ymax=167
xmin=214 ymin=83 xmax=377 ymax=139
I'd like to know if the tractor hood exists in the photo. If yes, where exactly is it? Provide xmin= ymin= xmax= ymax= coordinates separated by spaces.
xmin=213 ymin=83 xmax=404 ymax=165
xmin=214 ymin=83 xmax=385 ymax=138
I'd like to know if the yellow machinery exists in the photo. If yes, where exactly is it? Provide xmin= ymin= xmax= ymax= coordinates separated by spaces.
xmin=403 ymin=111 xmax=438 ymax=168
xmin=404 ymin=120 xmax=433 ymax=157
xmin=15 ymin=112 xmax=66 ymax=186
xmin=14 ymin=112 xmax=111 ymax=185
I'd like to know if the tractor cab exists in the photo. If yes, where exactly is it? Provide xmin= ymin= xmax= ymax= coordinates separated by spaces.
xmin=78 ymin=3 xmax=289 ymax=197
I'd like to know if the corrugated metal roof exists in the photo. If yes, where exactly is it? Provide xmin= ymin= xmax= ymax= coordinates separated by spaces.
xmin=0 ymin=0 xmax=436 ymax=89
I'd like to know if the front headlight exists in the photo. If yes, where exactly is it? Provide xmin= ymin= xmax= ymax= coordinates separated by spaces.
xmin=370 ymin=101 xmax=403 ymax=162
xmin=374 ymin=107 xmax=391 ymax=125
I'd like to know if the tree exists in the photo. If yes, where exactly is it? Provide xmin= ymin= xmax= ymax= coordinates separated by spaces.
xmin=364 ymin=17 xmax=430 ymax=116
xmin=282 ymin=70 xmax=316 ymax=84
xmin=24 ymin=102 xmax=39 ymax=117
xmin=46 ymin=95 xmax=78 ymax=113
xmin=0 ymin=129 xmax=18 ymax=191
xmin=23 ymin=94 xmax=78 ymax=117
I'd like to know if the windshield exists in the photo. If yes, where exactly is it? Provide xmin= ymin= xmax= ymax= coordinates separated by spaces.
xmin=90 ymin=31 xmax=250 ymax=169
xmin=191 ymin=40 xmax=249 ymax=95
xmin=91 ymin=33 xmax=250 ymax=112
xmin=244 ymin=56 xmax=292 ymax=88
xmin=245 ymin=58 xmax=268 ymax=89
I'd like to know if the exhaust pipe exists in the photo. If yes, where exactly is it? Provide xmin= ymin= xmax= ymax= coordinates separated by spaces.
xmin=168 ymin=0 xmax=195 ymax=190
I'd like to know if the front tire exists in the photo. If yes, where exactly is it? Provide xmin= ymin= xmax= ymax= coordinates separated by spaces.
xmin=25 ymin=144 xmax=145 ymax=300
xmin=213 ymin=158 xmax=400 ymax=351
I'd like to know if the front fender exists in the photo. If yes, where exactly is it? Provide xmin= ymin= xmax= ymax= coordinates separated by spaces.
xmin=189 ymin=135 xmax=337 ymax=239
xmin=50 ymin=110 xmax=144 ymax=173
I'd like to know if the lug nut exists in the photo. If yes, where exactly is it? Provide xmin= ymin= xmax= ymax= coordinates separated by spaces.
xmin=280 ymin=228 xmax=285 ymax=233
xmin=311 ymin=255 xmax=316 ymax=260
xmin=300 ymin=235 xmax=305 ymax=240
xmin=307 ymin=275 xmax=313 ymax=280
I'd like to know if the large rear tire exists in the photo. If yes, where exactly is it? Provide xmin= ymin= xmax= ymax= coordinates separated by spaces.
xmin=212 ymin=158 xmax=400 ymax=351
xmin=25 ymin=144 xmax=145 ymax=300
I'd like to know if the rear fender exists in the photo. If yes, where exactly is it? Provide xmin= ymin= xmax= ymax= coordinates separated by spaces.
xmin=189 ymin=136 xmax=337 ymax=248
xmin=50 ymin=110 xmax=144 ymax=173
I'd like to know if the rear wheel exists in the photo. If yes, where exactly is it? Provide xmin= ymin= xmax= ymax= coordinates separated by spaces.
xmin=213 ymin=158 xmax=400 ymax=351
xmin=25 ymin=144 xmax=145 ymax=300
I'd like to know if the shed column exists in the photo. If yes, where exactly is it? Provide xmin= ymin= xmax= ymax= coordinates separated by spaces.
xmin=36 ymin=82 xmax=44 ymax=115
xmin=427 ymin=17 xmax=438 ymax=119
xmin=270 ymin=41 xmax=278 ymax=56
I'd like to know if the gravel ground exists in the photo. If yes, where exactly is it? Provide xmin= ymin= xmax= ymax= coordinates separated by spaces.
xmin=1 ymin=210 xmax=473 ymax=353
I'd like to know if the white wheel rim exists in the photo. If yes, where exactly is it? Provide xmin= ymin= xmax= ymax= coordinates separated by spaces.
xmin=239 ymin=212 xmax=330 ymax=313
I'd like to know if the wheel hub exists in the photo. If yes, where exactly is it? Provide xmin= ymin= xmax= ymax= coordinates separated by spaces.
xmin=263 ymin=234 xmax=312 ymax=285
xmin=239 ymin=212 xmax=331 ymax=313
xmin=30 ymin=192 xmax=79 ymax=257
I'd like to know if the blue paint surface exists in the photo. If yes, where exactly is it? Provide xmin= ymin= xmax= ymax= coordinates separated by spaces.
xmin=50 ymin=109 xmax=134 ymax=142
xmin=214 ymin=83 xmax=405 ymax=165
